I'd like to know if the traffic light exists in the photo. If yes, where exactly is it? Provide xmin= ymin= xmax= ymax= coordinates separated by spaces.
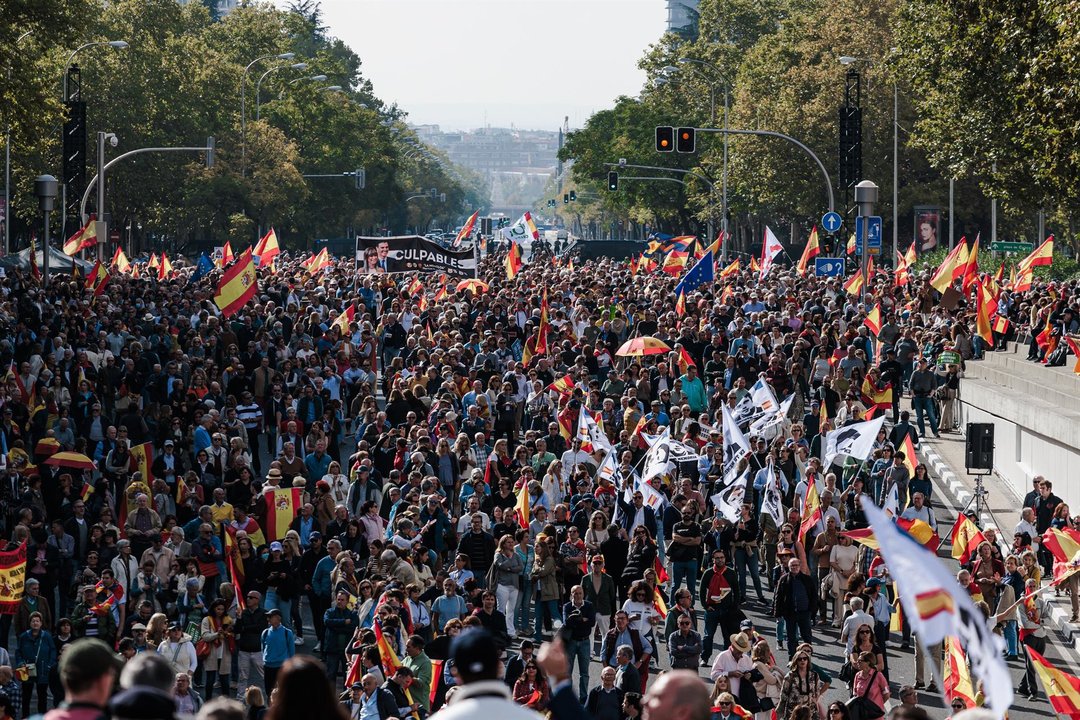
xmin=655 ymin=126 xmax=674 ymax=152
xmin=563 ymin=193 xmax=569 ymax=204
xmin=569 ymin=190 xmax=576 ymax=202
xmin=676 ymin=127 xmax=696 ymax=153
xmin=607 ymin=172 xmax=619 ymax=191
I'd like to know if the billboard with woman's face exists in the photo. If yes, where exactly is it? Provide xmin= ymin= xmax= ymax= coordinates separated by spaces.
xmin=913 ymin=206 xmax=940 ymax=256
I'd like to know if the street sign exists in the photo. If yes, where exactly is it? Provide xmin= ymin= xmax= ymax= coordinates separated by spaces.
xmin=821 ymin=211 xmax=843 ymax=234
xmin=990 ymin=241 xmax=1032 ymax=253
xmin=855 ymin=215 xmax=883 ymax=255
xmin=815 ymin=257 xmax=845 ymax=277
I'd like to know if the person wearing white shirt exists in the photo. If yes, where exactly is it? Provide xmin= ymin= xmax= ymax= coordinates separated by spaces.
xmin=560 ymin=440 xmax=593 ymax=484
xmin=898 ymin=492 xmax=937 ymax=531
xmin=709 ymin=632 xmax=755 ymax=695
xmin=839 ymin=597 xmax=876 ymax=654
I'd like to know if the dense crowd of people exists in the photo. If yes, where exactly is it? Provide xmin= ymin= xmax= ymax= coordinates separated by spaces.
xmin=0 ymin=236 xmax=1071 ymax=720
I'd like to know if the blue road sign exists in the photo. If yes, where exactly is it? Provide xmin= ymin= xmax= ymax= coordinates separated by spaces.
xmin=815 ymin=257 xmax=845 ymax=277
xmin=855 ymin=216 xmax=883 ymax=255
xmin=821 ymin=211 xmax=843 ymax=234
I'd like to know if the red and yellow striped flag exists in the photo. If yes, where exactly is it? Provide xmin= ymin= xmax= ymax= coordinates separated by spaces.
xmin=85 ymin=260 xmax=110 ymax=296
xmin=265 ymin=487 xmax=302 ymax=542
xmin=950 ymin=514 xmax=986 ymax=565
xmin=943 ymin=637 xmax=976 ymax=709
xmin=797 ymin=226 xmax=820 ymax=276
xmin=1027 ymin=646 xmax=1080 ymax=716
xmin=221 ymin=241 xmax=235 ymax=267
xmin=505 ymin=242 xmax=524 ymax=279
xmin=63 ymin=219 xmax=96 ymax=256
xmin=253 ymin=228 xmax=280 ymax=266
xmin=214 ymin=249 xmax=258 ymax=318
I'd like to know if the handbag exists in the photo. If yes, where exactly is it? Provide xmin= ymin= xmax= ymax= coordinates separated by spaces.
xmin=195 ymin=639 xmax=212 ymax=659
xmin=845 ymin=671 xmax=885 ymax=720
xmin=838 ymin=660 xmax=855 ymax=683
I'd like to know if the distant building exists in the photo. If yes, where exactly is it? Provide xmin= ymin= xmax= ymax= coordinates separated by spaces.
xmin=413 ymin=125 xmax=559 ymax=215
xmin=665 ymin=0 xmax=699 ymax=38
xmin=177 ymin=0 xmax=240 ymax=17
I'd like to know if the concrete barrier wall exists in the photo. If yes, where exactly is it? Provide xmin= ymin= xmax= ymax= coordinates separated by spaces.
xmin=958 ymin=375 xmax=1080 ymax=509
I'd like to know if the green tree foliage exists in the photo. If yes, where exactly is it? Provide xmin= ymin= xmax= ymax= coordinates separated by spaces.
xmin=4 ymin=0 xmax=483 ymax=252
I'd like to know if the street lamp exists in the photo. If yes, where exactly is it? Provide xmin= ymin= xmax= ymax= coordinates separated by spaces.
xmin=289 ymin=74 xmax=328 ymax=85
xmin=63 ymin=40 xmax=129 ymax=100
xmin=241 ymin=51 xmax=296 ymax=174
xmin=255 ymin=62 xmax=308 ymax=120
xmin=323 ymin=86 xmax=344 ymax=93
xmin=34 ymin=175 xmax=58 ymax=287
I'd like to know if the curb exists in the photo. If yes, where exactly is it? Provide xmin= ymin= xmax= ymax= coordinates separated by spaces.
xmin=918 ymin=441 xmax=1080 ymax=650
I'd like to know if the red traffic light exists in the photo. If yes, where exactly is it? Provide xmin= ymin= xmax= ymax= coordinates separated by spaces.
xmin=656 ymin=126 xmax=674 ymax=152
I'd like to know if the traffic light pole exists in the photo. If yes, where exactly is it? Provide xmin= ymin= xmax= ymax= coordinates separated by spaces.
xmin=694 ymin=127 xmax=834 ymax=215
xmin=604 ymin=162 xmax=718 ymax=255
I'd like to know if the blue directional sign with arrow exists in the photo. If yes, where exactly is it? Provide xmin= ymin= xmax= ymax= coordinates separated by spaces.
xmin=821 ymin=211 xmax=842 ymax=234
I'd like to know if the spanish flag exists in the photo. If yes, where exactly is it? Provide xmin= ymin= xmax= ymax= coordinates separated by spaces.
xmin=653 ymin=556 xmax=669 ymax=584
xmin=798 ymin=482 xmax=822 ymax=546
xmin=863 ymin=304 xmax=882 ymax=336
xmin=223 ymin=525 xmax=245 ymax=603
xmin=505 ymin=242 xmax=523 ymax=279
xmin=943 ymin=637 xmax=976 ymax=709
xmin=1042 ymin=527 xmax=1080 ymax=585
xmin=629 ymin=255 xmax=639 ymax=275
xmin=332 ymin=305 xmax=355 ymax=336
xmin=214 ymin=249 xmax=258 ymax=318
xmin=929 ymin=239 xmax=968 ymax=293
xmin=80 ymin=481 xmax=94 ymax=504
xmin=63 ymin=218 xmax=96 ymax=256
xmin=148 ymin=253 xmax=160 ymax=270
xmin=454 ymin=211 xmax=479 ymax=248
xmin=845 ymin=232 xmax=856 ymax=255
xmin=914 ymin=587 xmax=955 ymax=621
xmin=843 ymin=270 xmax=864 ymax=296
xmin=29 ymin=236 xmax=41 ymax=282
xmin=158 ymin=254 xmax=173 ymax=281
xmin=652 ymin=586 xmax=668 ymax=618
xmin=306 ymin=247 xmax=331 ymax=275
xmin=433 ymin=284 xmax=448 ymax=303
xmin=221 ymin=241 xmax=235 ymax=267
xmin=515 ymin=481 xmax=530 ymax=528
xmin=674 ymin=290 xmax=686 ymax=317
xmin=111 ymin=246 xmax=131 ymax=274
xmin=961 ymin=235 xmax=980 ymax=292
xmin=663 ymin=250 xmax=689 ymax=275
xmin=547 ymin=374 xmax=575 ymax=395
xmin=175 ymin=474 xmax=188 ymax=504
xmin=894 ymin=248 xmax=911 ymax=287
xmin=265 ymin=487 xmax=302 ymax=542
xmin=128 ymin=441 xmax=154 ymax=481
xmin=975 ymin=280 xmax=997 ymax=346
xmin=253 ymin=228 xmax=280 ymax=267
xmin=719 ymin=258 xmax=740 ymax=279
xmin=992 ymin=315 xmax=1010 ymax=336
xmin=860 ymin=377 xmax=892 ymax=419
xmin=1027 ymin=646 xmax=1080 ymax=717
xmin=797 ymin=226 xmax=820 ymax=276
xmin=405 ymin=277 xmax=424 ymax=296
xmin=899 ymin=433 xmax=917 ymax=477
xmin=676 ymin=346 xmax=696 ymax=375
xmin=949 ymin=514 xmax=986 ymax=565
xmin=1018 ymin=235 xmax=1054 ymax=272
xmin=85 ymin=260 xmax=110 ymax=296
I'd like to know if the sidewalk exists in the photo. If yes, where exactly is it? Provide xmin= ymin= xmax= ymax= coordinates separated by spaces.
xmin=918 ymin=431 xmax=1080 ymax=649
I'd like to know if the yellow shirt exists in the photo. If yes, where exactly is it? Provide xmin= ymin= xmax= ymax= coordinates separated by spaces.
xmin=210 ymin=502 xmax=234 ymax=529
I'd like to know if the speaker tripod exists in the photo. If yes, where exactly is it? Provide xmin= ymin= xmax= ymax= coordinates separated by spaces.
xmin=943 ymin=473 xmax=990 ymax=544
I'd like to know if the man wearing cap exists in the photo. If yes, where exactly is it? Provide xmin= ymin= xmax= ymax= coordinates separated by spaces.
xmin=233 ymin=590 xmax=267 ymax=699
xmin=260 ymin=607 xmax=295 ymax=692
xmin=71 ymin=584 xmax=117 ymax=647
xmin=42 ymin=638 xmax=121 ymax=720
xmin=433 ymin=628 xmax=543 ymax=720
xmin=156 ymin=622 xmax=197 ymax=676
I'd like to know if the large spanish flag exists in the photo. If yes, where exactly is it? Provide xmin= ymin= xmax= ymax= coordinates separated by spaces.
xmin=842 ymin=517 xmax=939 ymax=553
xmin=265 ymin=487 xmax=302 ymax=542
xmin=454 ymin=211 xmax=479 ymax=248
xmin=0 ymin=542 xmax=27 ymax=614
xmin=214 ymin=249 xmax=258 ymax=318
xmin=1042 ymin=527 xmax=1080 ymax=585
xmin=950 ymin=514 xmax=986 ymax=564
xmin=1027 ymin=646 xmax=1080 ymax=717
xmin=929 ymin=239 xmax=968 ymax=293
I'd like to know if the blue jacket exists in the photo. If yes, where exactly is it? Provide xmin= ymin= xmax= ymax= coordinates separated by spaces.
xmin=322 ymin=606 xmax=359 ymax=653
xmin=312 ymin=555 xmax=336 ymax=599
xmin=260 ymin=624 xmax=296 ymax=667
xmin=16 ymin=629 xmax=57 ymax=681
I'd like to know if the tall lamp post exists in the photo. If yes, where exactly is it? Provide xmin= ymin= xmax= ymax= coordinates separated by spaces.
xmin=61 ymin=39 xmax=129 ymax=240
xmin=34 ymin=175 xmax=58 ymax=287
xmin=241 ymin=52 xmax=296 ymax=175
xmin=254 ymin=62 xmax=308 ymax=121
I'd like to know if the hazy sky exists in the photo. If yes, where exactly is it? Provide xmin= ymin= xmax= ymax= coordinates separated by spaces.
xmin=273 ymin=0 xmax=667 ymax=132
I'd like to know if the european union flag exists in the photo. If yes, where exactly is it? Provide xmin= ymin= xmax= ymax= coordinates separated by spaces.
xmin=189 ymin=253 xmax=214 ymax=284
xmin=673 ymin=249 xmax=715 ymax=296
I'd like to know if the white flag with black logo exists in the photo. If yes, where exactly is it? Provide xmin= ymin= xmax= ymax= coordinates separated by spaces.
xmin=750 ymin=377 xmax=779 ymax=414
xmin=822 ymin=415 xmax=885 ymax=468
xmin=711 ymin=468 xmax=750 ymax=523
xmin=760 ymin=461 xmax=784 ymax=527
xmin=721 ymin=403 xmax=750 ymax=485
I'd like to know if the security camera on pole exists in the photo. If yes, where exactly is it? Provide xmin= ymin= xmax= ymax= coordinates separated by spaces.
xmin=855 ymin=180 xmax=879 ymax=282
